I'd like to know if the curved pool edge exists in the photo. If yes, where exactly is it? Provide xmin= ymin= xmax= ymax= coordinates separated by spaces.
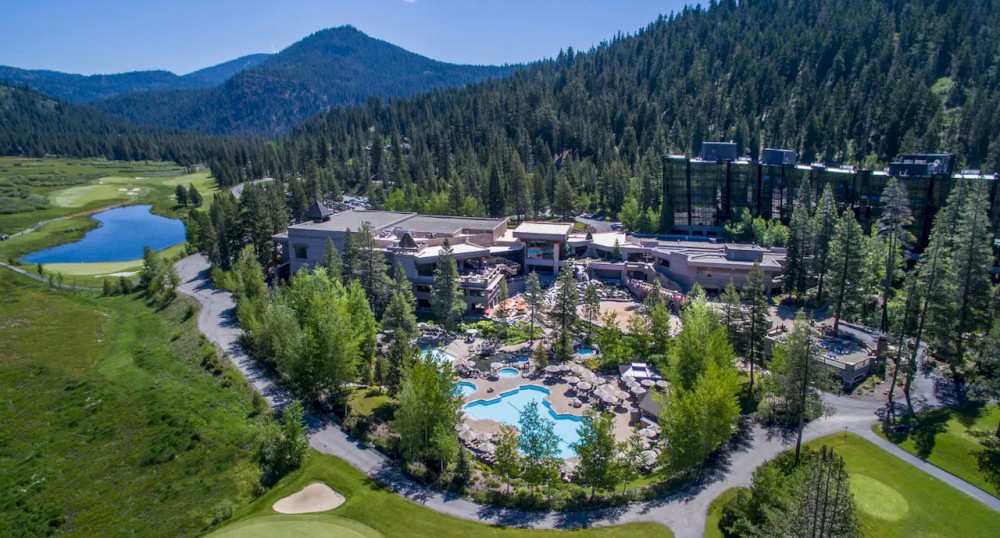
xmin=463 ymin=384 xmax=584 ymax=422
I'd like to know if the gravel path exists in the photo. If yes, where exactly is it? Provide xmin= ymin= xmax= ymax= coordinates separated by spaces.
xmin=175 ymin=253 xmax=1000 ymax=537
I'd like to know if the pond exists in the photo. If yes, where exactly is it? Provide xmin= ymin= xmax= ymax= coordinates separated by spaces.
xmin=464 ymin=385 xmax=583 ymax=459
xmin=22 ymin=205 xmax=185 ymax=264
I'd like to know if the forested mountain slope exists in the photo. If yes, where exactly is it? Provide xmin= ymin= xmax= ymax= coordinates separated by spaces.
xmin=0 ymin=83 xmax=253 ymax=165
xmin=211 ymin=0 xmax=1000 ymax=222
xmin=92 ymin=26 xmax=517 ymax=135
xmin=0 ymin=54 xmax=269 ymax=103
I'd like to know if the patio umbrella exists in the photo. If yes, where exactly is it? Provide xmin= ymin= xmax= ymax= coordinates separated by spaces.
xmin=571 ymin=365 xmax=585 ymax=374
xmin=566 ymin=376 xmax=580 ymax=385
xmin=577 ymin=381 xmax=593 ymax=391
xmin=655 ymin=380 xmax=670 ymax=389
xmin=490 ymin=362 xmax=503 ymax=370
xmin=544 ymin=364 xmax=561 ymax=373
xmin=614 ymin=390 xmax=630 ymax=401
xmin=631 ymin=386 xmax=647 ymax=396
xmin=641 ymin=379 xmax=656 ymax=387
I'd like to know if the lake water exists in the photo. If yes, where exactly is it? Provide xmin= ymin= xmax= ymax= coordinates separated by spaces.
xmin=22 ymin=205 xmax=186 ymax=264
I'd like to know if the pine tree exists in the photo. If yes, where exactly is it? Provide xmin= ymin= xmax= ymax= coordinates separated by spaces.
xmin=812 ymin=185 xmax=837 ymax=303
xmin=784 ymin=178 xmax=814 ymax=296
xmin=431 ymin=240 xmax=466 ymax=330
xmin=322 ymin=238 xmax=342 ymax=281
xmin=582 ymin=282 xmax=601 ymax=340
xmin=742 ymin=262 xmax=770 ymax=393
xmin=175 ymin=184 xmax=188 ymax=206
xmin=771 ymin=311 xmax=826 ymax=463
xmin=721 ymin=280 xmax=743 ymax=352
xmin=383 ymin=264 xmax=419 ymax=394
xmin=393 ymin=356 xmax=462 ymax=466
xmin=827 ymin=210 xmax=867 ymax=335
xmin=550 ymin=264 xmax=579 ymax=361
xmin=188 ymin=183 xmax=202 ymax=207
xmin=791 ymin=447 xmax=861 ymax=538
xmin=353 ymin=221 xmax=392 ymax=316
xmin=524 ymin=271 xmax=543 ymax=345
xmin=875 ymin=178 xmax=914 ymax=331
xmin=341 ymin=228 xmax=359 ymax=284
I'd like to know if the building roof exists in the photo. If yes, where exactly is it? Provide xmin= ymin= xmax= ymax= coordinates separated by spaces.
xmin=289 ymin=210 xmax=415 ymax=232
xmin=414 ymin=243 xmax=490 ymax=261
xmin=638 ymin=392 xmax=662 ymax=417
xmin=398 ymin=232 xmax=418 ymax=249
xmin=391 ymin=214 xmax=505 ymax=236
xmin=305 ymin=201 xmax=333 ymax=220
xmin=513 ymin=222 xmax=573 ymax=240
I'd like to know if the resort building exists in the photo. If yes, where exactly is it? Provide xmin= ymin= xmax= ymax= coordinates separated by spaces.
xmin=662 ymin=149 xmax=999 ymax=249
xmin=273 ymin=206 xmax=788 ymax=311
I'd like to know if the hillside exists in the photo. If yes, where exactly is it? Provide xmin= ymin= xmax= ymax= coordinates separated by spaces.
xmin=0 ymin=54 xmax=269 ymax=103
xmin=0 ymin=83 xmax=249 ymax=166
xmin=209 ymin=0 xmax=1000 ymax=215
xmin=91 ymin=26 xmax=517 ymax=135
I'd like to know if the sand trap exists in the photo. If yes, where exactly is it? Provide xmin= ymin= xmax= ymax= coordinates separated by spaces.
xmin=272 ymin=483 xmax=345 ymax=514
xmin=102 ymin=271 xmax=138 ymax=277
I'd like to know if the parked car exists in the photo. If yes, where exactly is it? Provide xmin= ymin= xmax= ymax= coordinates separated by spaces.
xmin=610 ymin=223 xmax=624 ymax=231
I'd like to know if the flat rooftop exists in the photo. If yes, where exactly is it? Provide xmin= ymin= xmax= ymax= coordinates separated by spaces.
xmin=392 ymin=214 xmax=505 ymax=235
xmin=513 ymin=222 xmax=573 ymax=239
xmin=288 ymin=210 xmax=505 ymax=235
xmin=289 ymin=210 xmax=415 ymax=232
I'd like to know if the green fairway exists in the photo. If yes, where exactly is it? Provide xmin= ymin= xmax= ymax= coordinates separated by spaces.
xmin=49 ymin=179 xmax=140 ymax=208
xmin=704 ymin=433 xmax=1000 ymax=537
xmin=875 ymin=404 xmax=1000 ymax=496
xmin=0 ymin=270 xmax=266 ymax=536
xmin=211 ymin=515 xmax=384 ymax=538
xmin=212 ymin=451 xmax=672 ymax=538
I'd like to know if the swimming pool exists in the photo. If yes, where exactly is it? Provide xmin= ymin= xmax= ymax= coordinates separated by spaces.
xmin=456 ymin=381 xmax=477 ymax=397
xmin=498 ymin=367 xmax=520 ymax=378
xmin=464 ymin=385 xmax=582 ymax=459
xmin=421 ymin=347 xmax=457 ymax=364
xmin=576 ymin=347 xmax=596 ymax=356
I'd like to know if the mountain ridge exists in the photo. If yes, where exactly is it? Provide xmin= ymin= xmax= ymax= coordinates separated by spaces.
xmin=0 ymin=53 xmax=270 ymax=103
xmin=90 ymin=25 xmax=518 ymax=135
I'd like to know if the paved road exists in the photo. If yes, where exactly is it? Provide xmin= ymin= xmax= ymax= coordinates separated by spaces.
xmin=229 ymin=177 xmax=274 ymax=199
xmin=575 ymin=216 xmax=615 ymax=233
xmin=175 ymin=253 xmax=1000 ymax=537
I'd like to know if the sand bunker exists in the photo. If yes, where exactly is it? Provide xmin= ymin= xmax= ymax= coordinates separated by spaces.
xmin=272 ymin=482 xmax=345 ymax=514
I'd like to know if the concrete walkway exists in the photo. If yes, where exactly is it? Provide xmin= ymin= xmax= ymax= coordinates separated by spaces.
xmin=175 ymin=253 xmax=1000 ymax=537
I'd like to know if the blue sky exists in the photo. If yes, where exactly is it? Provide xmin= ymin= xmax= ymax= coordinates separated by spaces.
xmin=1 ymin=0 xmax=690 ymax=75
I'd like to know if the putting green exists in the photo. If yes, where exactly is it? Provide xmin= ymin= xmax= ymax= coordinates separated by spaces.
xmin=210 ymin=515 xmax=383 ymax=538
xmin=850 ymin=474 xmax=909 ymax=521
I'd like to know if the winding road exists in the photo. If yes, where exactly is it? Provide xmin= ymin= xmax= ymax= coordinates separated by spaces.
xmin=175 ymin=253 xmax=1000 ymax=537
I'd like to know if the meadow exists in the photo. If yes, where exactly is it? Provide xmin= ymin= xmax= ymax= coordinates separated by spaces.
xmin=0 ymin=270 xmax=266 ymax=536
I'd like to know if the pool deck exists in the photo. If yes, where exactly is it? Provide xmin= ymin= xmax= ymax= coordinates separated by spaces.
xmin=459 ymin=372 xmax=634 ymax=444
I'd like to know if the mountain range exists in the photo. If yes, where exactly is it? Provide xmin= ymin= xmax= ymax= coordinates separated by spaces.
xmin=1 ymin=26 xmax=515 ymax=136
xmin=0 ymin=54 xmax=269 ymax=103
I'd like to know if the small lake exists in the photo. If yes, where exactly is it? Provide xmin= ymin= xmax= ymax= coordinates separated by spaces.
xmin=22 ymin=205 xmax=186 ymax=264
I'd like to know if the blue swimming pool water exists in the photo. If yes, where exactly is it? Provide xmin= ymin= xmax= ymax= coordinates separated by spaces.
xmin=464 ymin=385 xmax=582 ymax=459
xmin=516 ymin=355 xmax=530 ymax=363
xmin=421 ymin=347 xmax=456 ymax=364
xmin=576 ymin=347 xmax=596 ymax=356
xmin=498 ymin=367 xmax=520 ymax=378
xmin=456 ymin=381 xmax=477 ymax=397
xmin=22 ymin=205 xmax=186 ymax=264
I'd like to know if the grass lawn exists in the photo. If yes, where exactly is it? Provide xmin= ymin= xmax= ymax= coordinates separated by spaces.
xmin=42 ymin=243 xmax=188 ymax=280
xmin=210 ymin=451 xmax=672 ymax=538
xmin=49 ymin=179 xmax=139 ymax=208
xmin=0 ymin=270 xmax=267 ymax=536
xmin=874 ymin=404 xmax=1000 ymax=497
xmin=0 ymin=214 xmax=98 ymax=262
xmin=704 ymin=488 xmax=743 ymax=538
xmin=211 ymin=514 xmax=384 ymax=537
xmin=347 ymin=388 xmax=396 ymax=421
xmin=702 ymin=432 xmax=1000 ymax=537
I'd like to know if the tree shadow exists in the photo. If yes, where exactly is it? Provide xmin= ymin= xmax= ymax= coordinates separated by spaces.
xmin=909 ymin=407 xmax=951 ymax=459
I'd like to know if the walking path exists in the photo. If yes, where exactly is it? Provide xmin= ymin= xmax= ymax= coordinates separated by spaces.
xmin=175 ymin=253 xmax=1000 ymax=537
